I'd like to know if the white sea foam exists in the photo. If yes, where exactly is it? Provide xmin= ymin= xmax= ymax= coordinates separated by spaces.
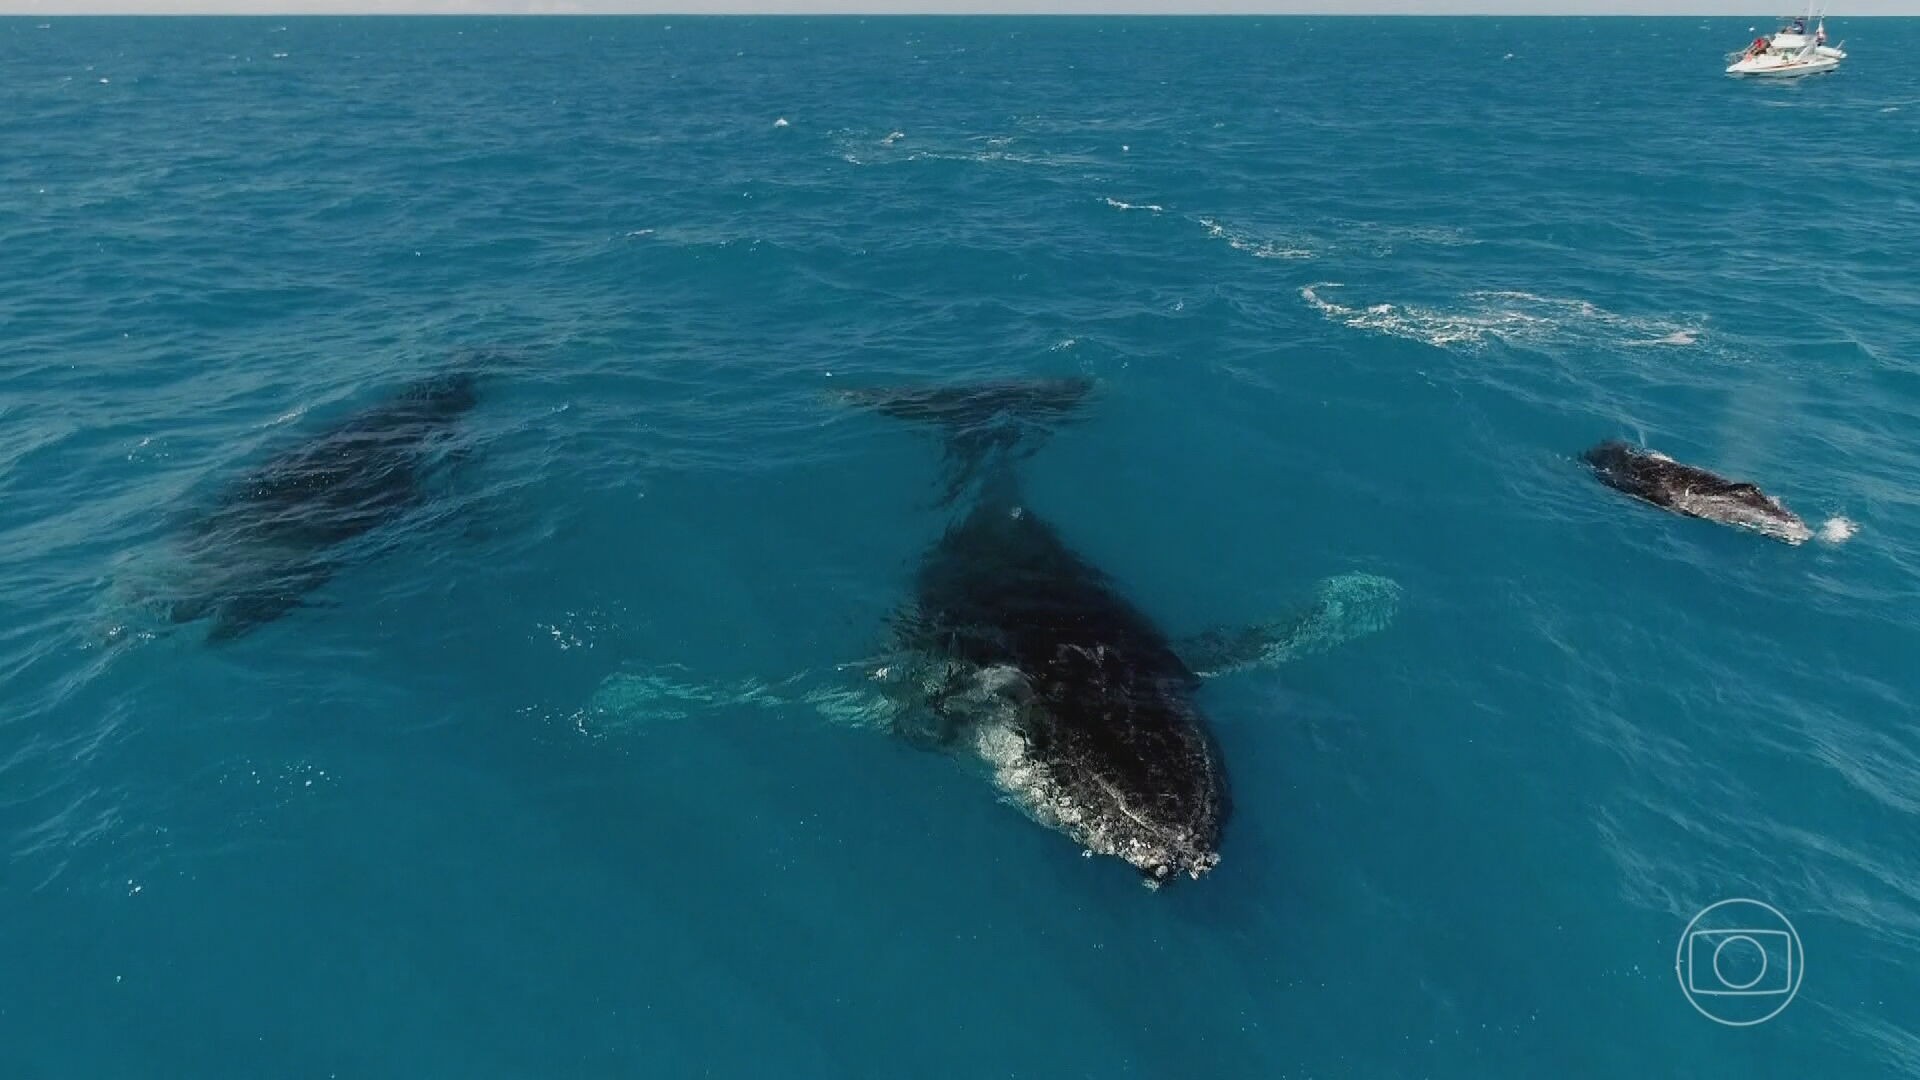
xmin=1103 ymin=197 xmax=1165 ymax=213
xmin=1301 ymin=283 xmax=1527 ymax=348
xmin=1821 ymin=516 xmax=1860 ymax=543
xmin=1301 ymin=283 xmax=1704 ymax=351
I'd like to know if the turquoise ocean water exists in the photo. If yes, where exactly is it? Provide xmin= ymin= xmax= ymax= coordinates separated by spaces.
xmin=5 ymin=15 xmax=1920 ymax=1077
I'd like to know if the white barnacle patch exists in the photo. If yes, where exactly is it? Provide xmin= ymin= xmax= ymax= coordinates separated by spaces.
xmin=973 ymin=718 xmax=1029 ymax=770
xmin=945 ymin=663 xmax=1218 ymax=884
xmin=1672 ymin=489 xmax=1812 ymax=544
xmin=973 ymin=718 xmax=1057 ymax=822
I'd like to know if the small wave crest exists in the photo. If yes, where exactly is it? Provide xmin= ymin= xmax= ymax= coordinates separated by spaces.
xmin=1625 ymin=330 xmax=1698 ymax=346
xmin=1199 ymin=216 xmax=1473 ymax=261
xmin=830 ymin=127 xmax=1096 ymax=170
xmin=1199 ymin=217 xmax=1313 ymax=260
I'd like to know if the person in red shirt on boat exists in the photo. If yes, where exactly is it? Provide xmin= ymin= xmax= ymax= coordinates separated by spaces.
xmin=1748 ymin=35 xmax=1771 ymax=58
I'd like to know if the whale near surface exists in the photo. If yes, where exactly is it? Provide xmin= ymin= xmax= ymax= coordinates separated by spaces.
xmin=159 ymin=369 xmax=482 ymax=640
xmin=589 ymin=377 xmax=1401 ymax=886
xmin=839 ymin=377 xmax=1397 ymax=884
xmin=1582 ymin=439 xmax=1821 ymax=545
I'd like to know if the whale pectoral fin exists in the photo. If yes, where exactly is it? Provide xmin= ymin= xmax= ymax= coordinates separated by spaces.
xmin=1175 ymin=624 xmax=1272 ymax=681
xmin=584 ymin=661 xmax=907 ymax=738
xmin=1176 ymin=572 xmax=1402 ymax=679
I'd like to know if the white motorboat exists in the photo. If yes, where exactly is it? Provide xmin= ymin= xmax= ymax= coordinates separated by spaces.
xmin=1726 ymin=44 xmax=1841 ymax=77
xmin=1727 ymin=8 xmax=1847 ymax=77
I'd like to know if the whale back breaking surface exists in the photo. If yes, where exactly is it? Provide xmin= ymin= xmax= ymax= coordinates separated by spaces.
xmin=852 ymin=377 xmax=1227 ymax=884
xmin=1582 ymin=439 xmax=1812 ymax=545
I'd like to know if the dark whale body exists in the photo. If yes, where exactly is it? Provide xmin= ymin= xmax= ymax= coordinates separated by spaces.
xmin=169 ymin=370 xmax=480 ymax=639
xmin=1582 ymin=440 xmax=1813 ymax=545
xmin=851 ymin=378 xmax=1227 ymax=884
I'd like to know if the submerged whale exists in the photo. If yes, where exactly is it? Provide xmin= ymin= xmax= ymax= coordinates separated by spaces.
xmin=163 ymin=369 xmax=481 ymax=640
xmin=1581 ymin=440 xmax=1851 ymax=546
xmin=595 ymin=378 xmax=1400 ymax=886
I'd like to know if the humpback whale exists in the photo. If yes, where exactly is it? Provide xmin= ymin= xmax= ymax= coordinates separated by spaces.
xmin=848 ymin=378 xmax=1400 ymax=883
xmin=592 ymin=378 xmax=1400 ymax=886
xmin=1581 ymin=440 xmax=1852 ymax=546
xmin=163 ymin=369 xmax=481 ymax=640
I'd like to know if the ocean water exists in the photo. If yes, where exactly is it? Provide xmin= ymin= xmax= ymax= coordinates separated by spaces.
xmin=5 ymin=14 xmax=1920 ymax=1077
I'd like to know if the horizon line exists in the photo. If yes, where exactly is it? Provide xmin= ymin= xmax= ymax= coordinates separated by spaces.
xmin=4 ymin=2 xmax=1910 ymax=17
xmin=8 ymin=9 xmax=1912 ymax=15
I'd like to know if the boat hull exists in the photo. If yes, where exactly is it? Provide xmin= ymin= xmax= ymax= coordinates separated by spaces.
xmin=1726 ymin=55 xmax=1841 ymax=77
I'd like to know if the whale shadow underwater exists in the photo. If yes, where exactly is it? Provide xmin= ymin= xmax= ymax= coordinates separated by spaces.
xmin=1582 ymin=439 xmax=1855 ymax=546
xmin=594 ymin=377 xmax=1401 ymax=887
xmin=154 ymin=367 xmax=486 ymax=642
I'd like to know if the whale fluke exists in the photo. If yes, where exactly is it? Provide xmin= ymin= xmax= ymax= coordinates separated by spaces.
xmin=839 ymin=376 xmax=1093 ymax=430
xmin=840 ymin=376 xmax=1095 ymax=502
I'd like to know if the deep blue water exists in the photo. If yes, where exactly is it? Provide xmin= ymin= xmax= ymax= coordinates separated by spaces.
xmin=6 ymin=14 xmax=1920 ymax=1078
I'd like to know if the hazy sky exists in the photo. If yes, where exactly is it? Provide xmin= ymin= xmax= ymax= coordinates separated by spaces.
xmin=8 ymin=0 xmax=1914 ymax=14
